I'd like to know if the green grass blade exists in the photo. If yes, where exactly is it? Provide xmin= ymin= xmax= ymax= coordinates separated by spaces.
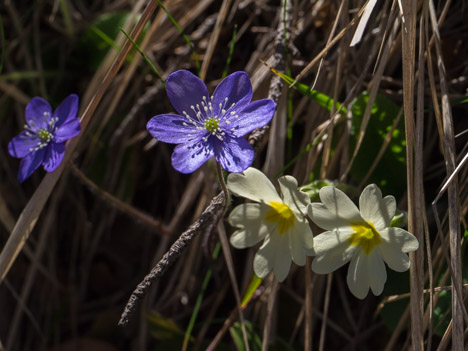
xmin=0 ymin=13 xmax=4 ymax=75
xmin=58 ymin=0 xmax=74 ymax=37
xmin=240 ymin=275 xmax=262 ymax=308
xmin=157 ymin=1 xmax=200 ymax=75
xmin=222 ymin=24 xmax=238 ymax=79
xmin=260 ymin=59 xmax=347 ymax=114
xmin=92 ymin=25 xmax=122 ymax=50
xmin=119 ymin=28 xmax=164 ymax=85
xmin=0 ymin=71 xmax=59 ymax=81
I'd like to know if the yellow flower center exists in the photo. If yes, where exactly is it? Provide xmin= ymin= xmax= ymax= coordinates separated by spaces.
xmin=204 ymin=117 xmax=219 ymax=133
xmin=265 ymin=201 xmax=295 ymax=234
xmin=38 ymin=129 xmax=53 ymax=142
xmin=349 ymin=221 xmax=381 ymax=255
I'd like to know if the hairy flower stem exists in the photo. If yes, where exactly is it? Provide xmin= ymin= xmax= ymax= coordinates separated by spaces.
xmin=216 ymin=162 xmax=230 ymax=215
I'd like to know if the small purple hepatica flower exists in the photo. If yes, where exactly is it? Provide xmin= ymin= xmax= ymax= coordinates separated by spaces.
xmin=147 ymin=70 xmax=275 ymax=173
xmin=8 ymin=94 xmax=81 ymax=183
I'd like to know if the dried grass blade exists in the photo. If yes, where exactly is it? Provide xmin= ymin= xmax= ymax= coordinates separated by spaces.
xmin=0 ymin=192 xmax=15 ymax=233
xmin=216 ymin=222 xmax=250 ymax=351
xmin=341 ymin=5 xmax=398 ymax=180
xmin=157 ymin=0 xmax=200 ymax=73
xmin=262 ymin=278 xmax=278 ymax=351
xmin=199 ymin=0 xmax=233 ymax=80
xmin=400 ymin=0 xmax=424 ymax=349
xmin=304 ymin=257 xmax=312 ymax=351
xmin=350 ymin=0 xmax=377 ymax=47
xmin=428 ymin=1 xmax=464 ymax=349
xmin=416 ymin=4 xmax=432 ymax=347
xmin=292 ymin=0 xmax=370 ymax=86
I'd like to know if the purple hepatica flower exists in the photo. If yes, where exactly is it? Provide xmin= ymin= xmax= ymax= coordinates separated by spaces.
xmin=147 ymin=70 xmax=275 ymax=173
xmin=8 ymin=94 xmax=81 ymax=183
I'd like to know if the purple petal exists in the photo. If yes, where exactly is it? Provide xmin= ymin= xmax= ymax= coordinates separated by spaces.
xmin=171 ymin=139 xmax=214 ymax=173
xmin=147 ymin=114 xmax=201 ymax=144
xmin=17 ymin=148 xmax=46 ymax=183
xmin=212 ymin=72 xmax=252 ymax=117
xmin=213 ymin=136 xmax=254 ymax=173
xmin=54 ymin=118 xmax=81 ymax=143
xmin=166 ymin=70 xmax=210 ymax=117
xmin=54 ymin=94 xmax=79 ymax=127
xmin=8 ymin=132 xmax=38 ymax=158
xmin=229 ymin=99 xmax=275 ymax=137
xmin=43 ymin=143 xmax=65 ymax=172
xmin=25 ymin=97 xmax=52 ymax=130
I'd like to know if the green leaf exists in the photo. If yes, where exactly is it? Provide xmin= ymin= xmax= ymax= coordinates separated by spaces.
xmin=349 ymin=92 xmax=406 ymax=198
xmin=299 ymin=181 xmax=360 ymax=202
xmin=389 ymin=210 xmax=407 ymax=228
xmin=241 ymin=275 xmax=262 ymax=308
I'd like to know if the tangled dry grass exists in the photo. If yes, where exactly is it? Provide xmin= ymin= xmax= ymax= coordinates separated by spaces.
xmin=0 ymin=0 xmax=467 ymax=350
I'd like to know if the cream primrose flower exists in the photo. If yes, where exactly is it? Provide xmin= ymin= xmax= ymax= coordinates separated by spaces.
xmin=307 ymin=184 xmax=419 ymax=299
xmin=227 ymin=167 xmax=314 ymax=282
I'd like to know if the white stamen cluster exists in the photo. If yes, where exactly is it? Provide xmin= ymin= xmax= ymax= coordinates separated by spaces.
xmin=23 ymin=116 xmax=59 ymax=152
xmin=181 ymin=95 xmax=240 ymax=142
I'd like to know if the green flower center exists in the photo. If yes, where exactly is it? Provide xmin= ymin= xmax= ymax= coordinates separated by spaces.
xmin=37 ymin=129 xmax=53 ymax=143
xmin=204 ymin=117 xmax=219 ymax=133
xmin=349 ymin=221 xmax=381 ymax=255
xmin=265 ymin=201 xmax=295 ymax=234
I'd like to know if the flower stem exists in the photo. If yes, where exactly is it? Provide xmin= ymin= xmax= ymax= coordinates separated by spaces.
xmin=215 ymin=162 xmax=229 ymax=214
xmin=214 ymin=162 xmax=251 ymax=351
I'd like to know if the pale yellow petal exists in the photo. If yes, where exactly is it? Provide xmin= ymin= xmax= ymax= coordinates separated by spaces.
xmin=227 ymin=167 xmax=281 ymax=204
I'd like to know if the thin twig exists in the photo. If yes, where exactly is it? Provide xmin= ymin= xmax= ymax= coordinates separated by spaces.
xmin=118 ymin=192 xmax=225 ymax=325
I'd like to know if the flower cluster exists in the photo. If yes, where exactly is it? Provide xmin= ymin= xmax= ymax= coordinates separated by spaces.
xmin=228 ymin=168 xmax=419 ymax=299
xmin=8 ymin=95 xmax=81 ymax=182
xmin=147 ymin=70 xmax=275 ymax=173
xmin=6 ymin=71 xmax=417 ymax=300
xmin=143 ymin=70 xmax=420 ymax=297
